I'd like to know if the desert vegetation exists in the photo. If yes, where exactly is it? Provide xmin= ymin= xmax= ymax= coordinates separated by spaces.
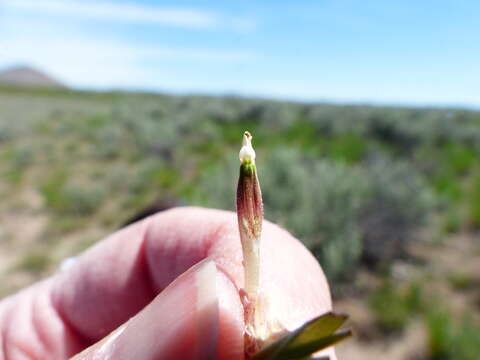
xmin=1 ymin=85 xmax=479 ymax=359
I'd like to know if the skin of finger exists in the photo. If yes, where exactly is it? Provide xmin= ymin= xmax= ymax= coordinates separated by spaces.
xmin=2 ymin=206 xmax=334 ymax=358
xmin=52 ymin=219 xmax=156 ymax=342
xmin=0 ymin=280 xmax=86 ymax=360
xmin=72 ymin=260 xmax=244 ymax=360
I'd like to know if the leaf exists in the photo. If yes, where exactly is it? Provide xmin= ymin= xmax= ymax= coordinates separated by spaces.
xmin=252 ymin=312 xmax=351 ymax=360
xmin=281 ymin=330 xmax=351 ymax=359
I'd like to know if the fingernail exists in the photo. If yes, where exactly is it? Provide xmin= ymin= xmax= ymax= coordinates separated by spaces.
xmin=192 ymin=260 xmax=220 ymax=359
xmin=110 ymin=259 xmax=219 ymax=360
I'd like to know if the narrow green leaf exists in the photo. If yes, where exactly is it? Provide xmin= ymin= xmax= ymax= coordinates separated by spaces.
xmin=252 ymin=312 xmax=351 ymax=360
xmin=280 ymin=330 xmax=352 ymax=359
xmin=288 ymin=312 xmax=348 ymax=346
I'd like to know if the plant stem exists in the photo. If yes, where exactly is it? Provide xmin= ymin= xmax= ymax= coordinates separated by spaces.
xmin=237 ymin=131 xmax=264 ymax=352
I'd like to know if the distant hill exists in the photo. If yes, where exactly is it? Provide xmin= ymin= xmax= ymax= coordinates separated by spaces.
xmin=0 ymin=66 xmax=66 ymax=88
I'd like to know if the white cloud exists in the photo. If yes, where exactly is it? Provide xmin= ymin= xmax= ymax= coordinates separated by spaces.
xmin=134 ymin=47 xmax=256 ymax=62
xmin=0 ymin=38 xmax=138 ymax=87
xmin=0 ymin=35 xmax=258 ymax=88
xmin=3 ymin=0 xmax=256 ymax=31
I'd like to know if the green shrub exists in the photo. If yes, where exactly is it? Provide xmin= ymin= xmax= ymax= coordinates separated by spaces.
xmin=9 ymin=146 xmax=34 ymax=168
xmin=447 ymin=272 xmax=477 ymax=291
xmin=114 ymin=100 xmax=184 ymax=158
xmin=61 ymin=183 xmax=106 ymax=215
xmin=441 ymin=209 xmax=463 ymax=234
xmin=3 ymin=145 xmax=34 ymax=184
xmin=327 ymin=133 xmax=367 ymax=163
xmin=360 ymin=158 xmax=434 ymax=264
xmin=93 ymin=125 xmax=125 ymax=160
xmin=40 ymin=171 xmax=68 ymax=210
xmin=369 ymin=282 xmax=423 ymax=333
xmin=427 ymin=308 xmax=453 ymax=358
xmin=48 ymin=216 xmax=85 ymax=234
xmin=431 ymin=170 xmax=463 ymax=204
xmin=466 ymin=173 xmax=480 ymax=228
xmin=15 ymin=252 xmax=51 ymax=273
xmin=442 ymin=143 xmax=476 ymax=176
xmin=40 ymin=173 xmax=106 ymax=216
xmin=427 ymin=308 xmax=480 ymax=360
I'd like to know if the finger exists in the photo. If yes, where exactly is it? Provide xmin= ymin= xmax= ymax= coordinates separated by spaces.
xmin=0 ymin=279 xmax=87 ymax=360
xmin=53 ymin=207 xmax=331 ymax=341
xmin=1 ymin=207 xmax=333 ymax=358
xmin=72 ymin=260 xmax=244 ymax=360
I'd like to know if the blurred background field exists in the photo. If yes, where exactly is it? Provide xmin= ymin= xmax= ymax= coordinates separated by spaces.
xmin=1 ymin=84 xmax=480 ymax=358
xmin=1 ymin=0 xmax=480 ymax=359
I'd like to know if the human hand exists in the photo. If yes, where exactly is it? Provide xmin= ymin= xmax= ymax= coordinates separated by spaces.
xmin=0 ymin=207 xmax=335 ymax=360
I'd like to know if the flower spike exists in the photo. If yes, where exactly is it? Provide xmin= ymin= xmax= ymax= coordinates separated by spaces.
xmin=237 ymin=131 xmax=264 ymax=355
xmin=237 ymin=131 xmax=263 ymax=299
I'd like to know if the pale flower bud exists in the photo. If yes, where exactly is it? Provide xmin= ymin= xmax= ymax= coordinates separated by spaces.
xmin=239 ymin=131 xmax=256 ymax=164
xmin=236 ymin=131 xmax=265 ymax=356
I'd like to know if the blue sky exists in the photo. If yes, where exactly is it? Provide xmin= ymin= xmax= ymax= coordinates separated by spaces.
xmin=1 ymin=0 xmax=479 ymax=107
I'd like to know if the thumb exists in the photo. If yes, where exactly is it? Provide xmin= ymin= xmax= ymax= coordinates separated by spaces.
xmin=72 ymin=260 xmax=245 ymax=360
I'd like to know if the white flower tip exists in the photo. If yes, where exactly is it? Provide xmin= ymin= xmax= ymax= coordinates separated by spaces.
xmin=243 ymin=131 xmax=252 ymax=146
xmin=239 ymin=131 xmax=256 ymax=164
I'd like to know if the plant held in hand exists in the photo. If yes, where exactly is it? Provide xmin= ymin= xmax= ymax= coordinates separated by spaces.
xmin=236 ymin=131 xmax=351 ymax=360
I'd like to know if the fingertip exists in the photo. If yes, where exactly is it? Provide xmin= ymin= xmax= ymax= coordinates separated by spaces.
xmin=76 ymin=259 xmax=244 ymax=360
xmin=119 ymin=259 xmax=219 ymax=360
